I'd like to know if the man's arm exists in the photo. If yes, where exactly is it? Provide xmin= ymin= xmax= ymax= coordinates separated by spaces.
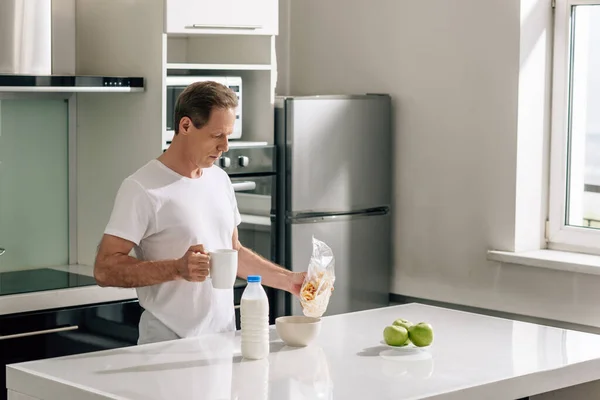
xmin=233 ymin=228 xmax=305 ymax=296
xmin=94 ymin=234 xmax=209 ymax=288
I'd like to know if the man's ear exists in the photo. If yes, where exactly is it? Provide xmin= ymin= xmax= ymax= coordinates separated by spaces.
xmin=179 ymin=116 xmax=192 ymax=135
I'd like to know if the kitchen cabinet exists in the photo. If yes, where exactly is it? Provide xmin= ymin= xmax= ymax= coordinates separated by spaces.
xmin=0 ymin=300 xmax=142 ymax=400
xmin=164 ymin=0 xmax=278 ymax=35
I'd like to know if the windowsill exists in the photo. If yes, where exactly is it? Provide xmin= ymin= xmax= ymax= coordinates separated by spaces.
xmin=487 ymin=249 xmax=600 ymax=276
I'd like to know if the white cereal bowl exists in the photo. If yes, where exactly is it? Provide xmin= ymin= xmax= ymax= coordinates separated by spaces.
xmin=275 ymin=316 xmax=322 ymax=347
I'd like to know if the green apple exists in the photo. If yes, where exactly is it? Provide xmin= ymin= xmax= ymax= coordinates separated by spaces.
xmin=392 ymin=318 xmax=414 ymax=330
xmin=392 ymin=319 xmax=413 ymax=345
xmin=383 ymin=325 xmax=409 ymax=346
xmin=408 ymin=322 xmax=434 ymax=347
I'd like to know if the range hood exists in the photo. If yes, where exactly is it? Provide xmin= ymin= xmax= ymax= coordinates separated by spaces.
xmin=0 ymin=75 xmax=145 ymax=93
xmin=0 ymin=0 xmax=144 ymax=93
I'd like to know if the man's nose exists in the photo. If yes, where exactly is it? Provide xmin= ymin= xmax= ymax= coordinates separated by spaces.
xmin=219 ymin=137 xmax=229 ymax=153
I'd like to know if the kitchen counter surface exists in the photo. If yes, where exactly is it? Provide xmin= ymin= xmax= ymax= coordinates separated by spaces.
xmin=8 ymin=303 xmax=600 ymax=400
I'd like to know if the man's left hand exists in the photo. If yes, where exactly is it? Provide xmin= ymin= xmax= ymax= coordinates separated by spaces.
xmin=288 ymin=271 xmax=306 ymax=297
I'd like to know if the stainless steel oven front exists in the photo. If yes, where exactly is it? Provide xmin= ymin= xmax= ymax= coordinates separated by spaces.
xmin=223 ymin=146 xmax=275 ymax=262
xmin=220 ymin=145 xmax=280 ymax=323
xmin=231 ymin=174 xmax=274 ymax=260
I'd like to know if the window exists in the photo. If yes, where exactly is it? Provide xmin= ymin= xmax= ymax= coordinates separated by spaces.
xmin=549 ymin=0 xmax=600 ymax=254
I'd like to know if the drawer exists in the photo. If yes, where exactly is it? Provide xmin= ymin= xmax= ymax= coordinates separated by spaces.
xmin=0 ymin=300 xmax=141 ymax=340
xmin=0 ymin=301 xmax=142 ymax=400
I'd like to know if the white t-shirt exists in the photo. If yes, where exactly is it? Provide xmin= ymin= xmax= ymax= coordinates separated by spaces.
xmin=104 ymin=159 xmax=241 ymax=343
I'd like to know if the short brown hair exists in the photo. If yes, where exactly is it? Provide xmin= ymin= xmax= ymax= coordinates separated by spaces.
xmin=173 ymin=81 xmax=238 ymax=134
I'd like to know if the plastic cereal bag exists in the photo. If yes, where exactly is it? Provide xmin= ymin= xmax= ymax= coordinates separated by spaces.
xmin=300 ymin=236 xmax=335 ymax=318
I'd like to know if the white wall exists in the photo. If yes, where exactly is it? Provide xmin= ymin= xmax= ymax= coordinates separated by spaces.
xmin=275 ymin=0 xmax=291 ymax=95
xmin=280 ymin=0 xmax=600 ymax=328
xmin=75 ymin=0 xmax=164 ymax=266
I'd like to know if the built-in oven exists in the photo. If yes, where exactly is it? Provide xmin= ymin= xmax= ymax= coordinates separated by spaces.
xmin=220 ymin=145 xmax=282 ymax=325
xmin=164 ymin=76 xmax=242 ymax=151
xmin=232 ymin=174 xmax=273 ymax=260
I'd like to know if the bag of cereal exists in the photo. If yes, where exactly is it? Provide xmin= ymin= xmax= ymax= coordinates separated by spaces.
xmin=299 ymin=236 xmax=335 ymax=318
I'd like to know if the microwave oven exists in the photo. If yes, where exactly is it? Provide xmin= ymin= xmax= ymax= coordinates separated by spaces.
xmin=164 ymin=76 xmax=242 ymax=150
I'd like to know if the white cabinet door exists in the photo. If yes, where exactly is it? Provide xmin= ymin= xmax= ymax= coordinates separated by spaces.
xmin=165 ymin=0 xmax=278 ymax=35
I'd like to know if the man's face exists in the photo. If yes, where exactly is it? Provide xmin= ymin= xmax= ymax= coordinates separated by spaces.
xmin=179 ymin=107 xmax=236 ymax=169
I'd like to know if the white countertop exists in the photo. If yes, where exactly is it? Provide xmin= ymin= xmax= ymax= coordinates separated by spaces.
xmin=8 ymin=303 xmax=600 ymax=400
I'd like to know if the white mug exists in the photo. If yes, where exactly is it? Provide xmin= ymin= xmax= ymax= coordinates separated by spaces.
xmin=209 ymin=249 xmax=238 ymax=289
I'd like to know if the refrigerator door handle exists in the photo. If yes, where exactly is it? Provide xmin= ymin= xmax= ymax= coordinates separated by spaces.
xmin=288 ymin=206 xmax=389 ymax=223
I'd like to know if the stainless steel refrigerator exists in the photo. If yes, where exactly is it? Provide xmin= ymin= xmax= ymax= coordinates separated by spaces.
xmin=274 ymin=95 xmax=392 ymax=317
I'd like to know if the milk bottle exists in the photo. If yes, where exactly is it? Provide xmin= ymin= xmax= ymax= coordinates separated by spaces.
xmin=240 ymin=275 xmax=270 ymax=360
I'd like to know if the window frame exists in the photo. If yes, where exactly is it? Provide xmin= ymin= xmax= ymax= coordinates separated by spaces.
xmin=548 ymin=0 xmax=600 ymax=254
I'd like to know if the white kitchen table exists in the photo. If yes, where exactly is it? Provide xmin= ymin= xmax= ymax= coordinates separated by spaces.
xmin=6 ymin=303 xmax=600 ymax=400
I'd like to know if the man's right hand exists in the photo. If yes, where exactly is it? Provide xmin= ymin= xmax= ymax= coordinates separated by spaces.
xmin=177 ymin=244 xmax=210 ymax=282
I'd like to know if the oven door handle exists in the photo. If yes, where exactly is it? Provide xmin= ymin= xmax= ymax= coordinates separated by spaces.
xmin=0 ymin=325 xmax=79 ymax=340
xmin=232 ymin=181 xmax=257 ymax=192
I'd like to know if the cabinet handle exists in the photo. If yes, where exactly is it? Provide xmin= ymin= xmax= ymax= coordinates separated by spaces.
xmin=0 ymin=248 xmax=5 ymax=256
xmin=0 ymin=325 xmax=79 ymax=340
xmin=185 ymin=24 xmax=262 ymax=30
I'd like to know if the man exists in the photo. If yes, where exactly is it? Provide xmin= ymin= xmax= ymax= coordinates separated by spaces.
xmin=94 ymin=81 xmax=305 ymax=344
